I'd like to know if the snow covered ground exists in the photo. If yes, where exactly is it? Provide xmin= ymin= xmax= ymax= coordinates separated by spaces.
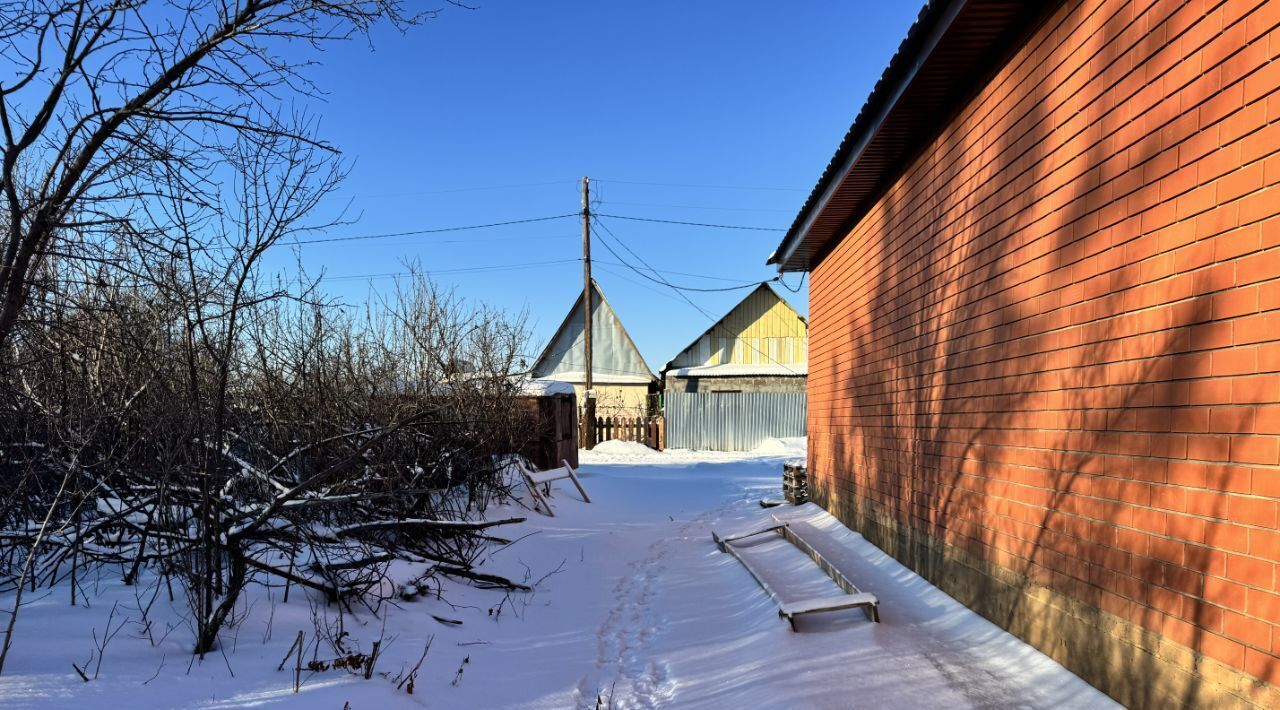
xmin=0 ymin=439 xmax=1117 ymax=708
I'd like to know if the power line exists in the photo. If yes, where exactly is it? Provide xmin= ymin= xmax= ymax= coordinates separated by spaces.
xmin=338 ymin=180 xmax=577 ymax=200
xmin=601 ymin=200 xmax=792 ymax=214
xmin=322 ymin=258 xmax=581 ymax=282
xmin=593 ymin=216 xmax=757 ymax=300
xmin=592 ymin=226 xmax=770 ymax=293
xmin=592 ymin=259 xmax=766 ymax=284
xmin=594 ymin=263 xmax=694 ymax=306
xmin=287 ymin=213 xmax=578 ymax=246
xmin=779 ymin=271 xmax=808 ymax=293
xmin=30 ymin=257 xmax=585 ymax=290
xmin=594 ymin=213 xmax=785 ymax=232
xmin=592 ymin=215 xmax=801 ymax=375
xmin=300 ymin=234 xmax=578 ymax=249
xmin=591 ymin=178 xmax=806 ymax=193
xmin=314 ymin=180 xmax=581 ymax=203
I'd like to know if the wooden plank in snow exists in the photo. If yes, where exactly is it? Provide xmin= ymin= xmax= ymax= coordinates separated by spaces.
xmin=516 ymin=459 xmax=590 ymax=517
xmin=712 ymin=514 xmax=881 ymax=629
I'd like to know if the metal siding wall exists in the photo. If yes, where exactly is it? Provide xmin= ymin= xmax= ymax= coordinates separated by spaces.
xmin=665 ymin=392 xmax=807 ymax=451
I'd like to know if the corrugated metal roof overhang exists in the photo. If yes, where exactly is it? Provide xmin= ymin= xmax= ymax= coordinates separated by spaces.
xmin=769 ymin=0 xmax=1063 ymax=272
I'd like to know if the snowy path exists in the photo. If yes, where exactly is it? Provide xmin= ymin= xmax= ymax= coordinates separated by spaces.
xmin=517 ymin=443 xmax=1116 ymax=709
xmin=0 ymin=442 xmax=1117 ymax=708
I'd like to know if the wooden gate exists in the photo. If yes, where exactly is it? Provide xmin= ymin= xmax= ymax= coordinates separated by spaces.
xmin=580 ymin=415 xmax=664 ymax=450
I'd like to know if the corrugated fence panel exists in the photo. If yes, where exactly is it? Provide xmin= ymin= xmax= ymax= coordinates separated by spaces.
xmin=665 ymin=392 xmax=806 ymax=451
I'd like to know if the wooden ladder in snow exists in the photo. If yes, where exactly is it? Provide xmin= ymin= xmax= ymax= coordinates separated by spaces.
xmin=517 ymin=459 xmax=590 ymax=517
xmin=713 ymin=515 xmax=880 ymax=629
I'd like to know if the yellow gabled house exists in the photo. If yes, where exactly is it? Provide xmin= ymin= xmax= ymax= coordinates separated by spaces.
xmin=661 ymin=284 xmax=807 ymax=393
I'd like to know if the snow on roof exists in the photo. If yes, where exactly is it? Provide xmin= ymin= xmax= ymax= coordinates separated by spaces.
xmin=542 ymin=371 xmax=654 ymax=385
xmin=666 ymin=363 xmax=807 ymax=378
xmin=518 ymin=379 xmax=577 ymax=397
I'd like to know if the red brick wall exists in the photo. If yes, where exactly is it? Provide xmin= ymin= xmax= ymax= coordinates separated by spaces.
xmin=808 ymin=0 xmax=1280 ymax=694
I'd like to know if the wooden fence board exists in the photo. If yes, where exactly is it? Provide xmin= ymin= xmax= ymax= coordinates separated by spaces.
xmin=578 ymin=414 xmax=664 ymax=450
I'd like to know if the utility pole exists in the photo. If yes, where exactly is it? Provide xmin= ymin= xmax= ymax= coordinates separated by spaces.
xmin=581 ymin=176 xmax=596 ymax=450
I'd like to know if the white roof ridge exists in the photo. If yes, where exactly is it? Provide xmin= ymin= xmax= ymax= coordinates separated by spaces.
xmin=668 ymin=362 xmax=808 ymax=377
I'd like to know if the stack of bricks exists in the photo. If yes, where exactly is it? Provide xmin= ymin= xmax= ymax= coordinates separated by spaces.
xmin=784 ymin=461 xmax=809 ymax=505
xmin=806 ymin=0 xmax=1280 ymax=706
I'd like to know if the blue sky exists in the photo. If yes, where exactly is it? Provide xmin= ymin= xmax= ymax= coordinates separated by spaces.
xmin=273 ymin=1 xmax=922 ymax=372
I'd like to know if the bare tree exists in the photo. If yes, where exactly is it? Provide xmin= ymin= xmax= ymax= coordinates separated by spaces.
xmin=0 ymin=226 xmax=538 ymax=665
xmin=0 ymin=0 xmax=428 ymax=349
xmin=0 ymin=0 xmax=545 ymax=676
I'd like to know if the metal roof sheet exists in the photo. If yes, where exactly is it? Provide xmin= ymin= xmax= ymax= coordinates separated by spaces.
xmin=530 ymin=279 xmax=658 ymax=383
xmin=769 ymin=0 xmax=1060 ymax=272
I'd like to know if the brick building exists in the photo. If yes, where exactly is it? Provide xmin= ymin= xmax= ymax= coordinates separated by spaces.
xmin=769 ymin=0 xmax=1280 ymax=706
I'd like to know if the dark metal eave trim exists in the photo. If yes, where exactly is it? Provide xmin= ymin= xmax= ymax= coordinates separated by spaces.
xmin=772 ymin=0 xmax=967 ymax=273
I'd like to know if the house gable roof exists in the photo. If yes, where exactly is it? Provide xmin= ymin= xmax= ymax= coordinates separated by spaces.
xmin=530 ymin=280 xmax=656 ymax=384
xmin=661 ymin=283 xmax=807 ymax=377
